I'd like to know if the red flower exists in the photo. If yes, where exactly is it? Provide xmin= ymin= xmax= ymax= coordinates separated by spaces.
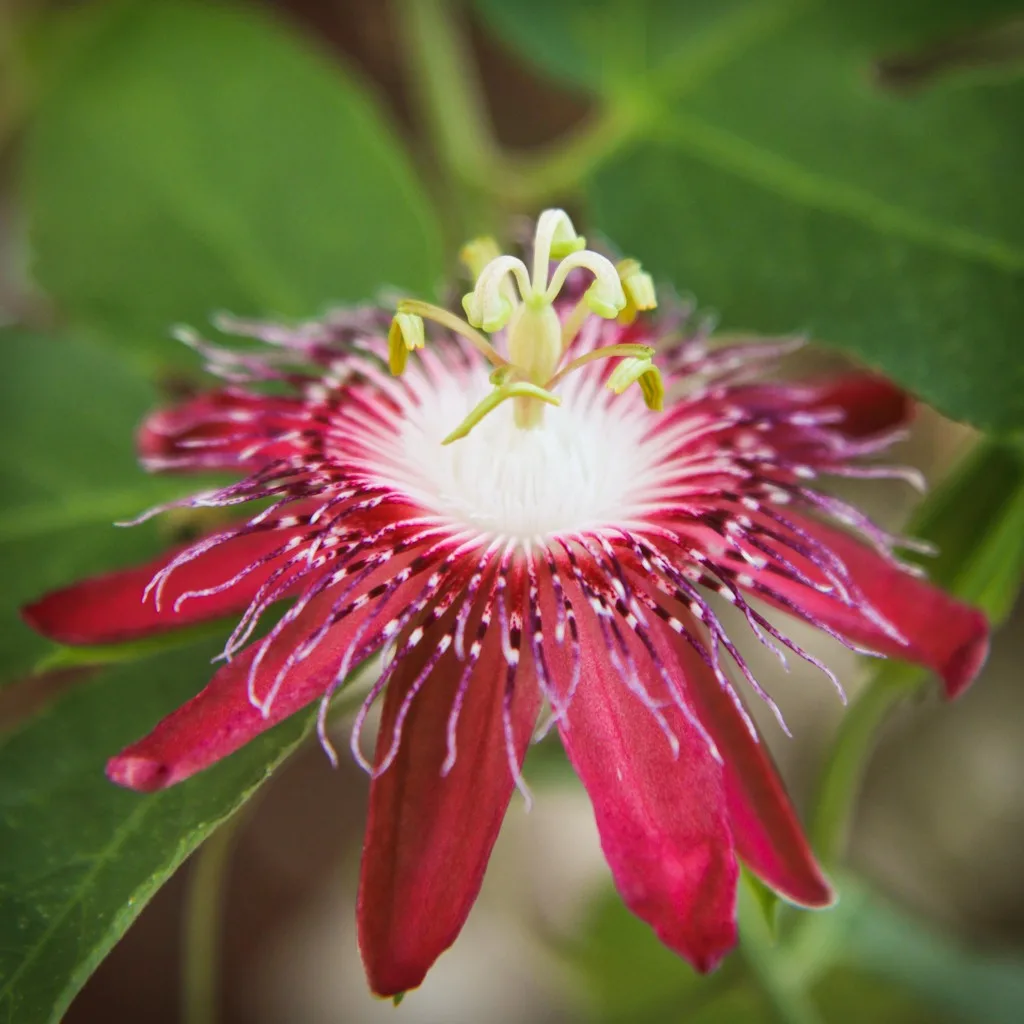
xmin=24 ymin=212 xmax=988 ymax=997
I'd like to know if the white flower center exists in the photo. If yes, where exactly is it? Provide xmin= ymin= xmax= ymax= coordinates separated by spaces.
xmin=378 ymin=364 xmax=661 ymax=542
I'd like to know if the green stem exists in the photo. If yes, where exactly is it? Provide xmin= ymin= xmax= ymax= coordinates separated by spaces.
xmin=737 ymin=881 xmax=824 ymax=1024
xmin=397 ymin=0 xmax=501 ymax=237
xmin=396 ymin=0 xmax=642 ymax=221
xmin=0 ymin=4 xmax=32 ymax=157
xmin=809 ymin=663 xmax=922 ymax=867
xmin=181 ymin=814 xmax=244 ymax=1024
xmin=500 ymin=101 xmax=642 ymax=206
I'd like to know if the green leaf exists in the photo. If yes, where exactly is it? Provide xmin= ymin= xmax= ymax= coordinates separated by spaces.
xmin=26 ymin=0 xmax=444 ymax=365
xmin=901 ymin=436 xmax=1024 ymax=622
xmin=792 ymin=877 xmax=1024 ymax=1024
xmin=838 ymin=888 xmax=1024 ymax=1024
xmin=0 ymin=640 xmax=313 ymax=1024
xmin=474 ymin=0 xmax=1024 ymax=431
xmin=564 ymin=886 xmax=717 ymax=1022
xmin=473 ymin=0 xmax=769 ymax=94
xmin=812 ymin=968 xmax=940 ymax=1024
xmin=0 ymin=330 xmax=207 ymax=683
xmin=742 ymin=866 xmax=783 ymax=940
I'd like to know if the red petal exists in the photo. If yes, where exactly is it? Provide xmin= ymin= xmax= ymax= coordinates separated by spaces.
xmin=106 ymin=560 xmax=432 ymax=791
xmin=22 ymin=529 xmax=294 ymax=646
xmin=749 ymin=515 xmax=989 ymax=698
xmin=731 ymin=373 xmax=910 ymax=440
xmin=649 ymin=605 xmax=832 ymax=907
xmin=805 ymin=373 xmax=911 ymax=438
xmin=357 ymin=594 xmax=541 ymax=997
xmin=550 ymin=578 xmax=738 ymax=973
xmin=139 ymin=390 xmax=308 ymax=471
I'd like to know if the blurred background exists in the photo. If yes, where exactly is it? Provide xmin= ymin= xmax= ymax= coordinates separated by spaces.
xmin=1 ymin=1 xmax=1022 ymax=1022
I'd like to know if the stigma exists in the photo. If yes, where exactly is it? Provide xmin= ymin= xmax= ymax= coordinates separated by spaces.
xmin=388 ymin=209 xmax=662 ymax=442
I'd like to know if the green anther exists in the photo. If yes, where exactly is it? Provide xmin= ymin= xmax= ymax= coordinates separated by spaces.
xmin=460 ymin=236 xmax=502 ymax=282
xmin=387 ymin=312 xmax=425 ymax=376
xmin=616 ymin=258 xmax=657 ymax=324
xmin=584 ymin=279 xmax=627 ymax=319
xmin=534 ymin=208 xmax=587 ymax=274
xmin=462 ymin=289 xmax=513 ymax=333
xmin=396 ymin=298 xmax=507 ymax=369
xmin=550 ymin=233 xmax=587 ymax=259
xmin=442 ymin=382 xmax=561 ymax=445
xmin=606 ymin=357 xmax=665 ymax=411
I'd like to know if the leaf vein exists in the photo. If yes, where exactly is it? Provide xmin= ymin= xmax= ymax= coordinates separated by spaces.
xmin=656 ymin=114 xmax=1024 ymax=274
xmin=0 ymin=800 xmax=152 ymax=1009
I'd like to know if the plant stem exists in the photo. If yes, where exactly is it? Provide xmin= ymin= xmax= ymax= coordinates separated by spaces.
xmin=397 ymin=0 xmax=501 ymax=238
xmin=501 ymin=102 xmax=641 ymax=206
xmin=809 ymin=663 xmax=921 ymax=867
xmin=737 ymin=881 xmax=824 ymax=1024
xmin=181 ymin=813 xmax=245 ymax=1024
xmin=0 ymin=3 xmax=32 ymax=158
xmin=396 ymin=0 xmax=642 ymax=222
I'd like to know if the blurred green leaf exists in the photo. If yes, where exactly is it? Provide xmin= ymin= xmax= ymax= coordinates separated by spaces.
xmin=903 ymin=437 xmax=1024 ymax=622
xmin=472 ymin=1 xmax=1022 ymax=94
xmin=839 ymin=892 xmax=1024 ymax=1024
xmin=522 ymin=732 xmax=573 ymax=783
xmin=0 ymin=330 xmax=207 ymax=683
xmin=742 ymin=867 xmax=783 ymax=940
xmin=683 ymin=988 xmax=767 ymax=1024
xmin=565 ymin=885 xmax=721 ymax=1022
xmin=794 ymin=878 xmax=1024 ymax=1024
xmin=567 ymin=878 xmax=1024 ymax=1023
xmin=812 ymin=968 xmax=937 ymax=1024
xmin=0 ymin=640 xmax=312 ymax=1024
xmin=26 ymin=0 xmax=444 ymax=366
xmin=474 ymin=0 xmax=1024 ymax=431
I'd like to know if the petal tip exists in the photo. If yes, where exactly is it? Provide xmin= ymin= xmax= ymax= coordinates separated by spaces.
xmin=20 ymin=595 xmax=61 ymax=640
xmin=361 ymin=953 xmax=429 ymax=1001
xmin=106 ymin=753 xmax=174 ymax=792
xmin=779 ymin=871 xmax=837 ymax=910
xmin=673 ymin=914 xmax=738 ymax=975
xmin=942 ymin=611 xmax=990 ymax=700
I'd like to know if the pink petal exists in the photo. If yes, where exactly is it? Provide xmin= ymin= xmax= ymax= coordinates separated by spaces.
xmin=22 ymin=529 xmax=294 ymax=646
xmin=749 ymin=514 xmax=989 ymax=698
xmin=357 ymin=601 xmax=541 ymax=997
xmin=549 ymin=577 xmax=738 ymax=973
xmin=650 ymin=605 xmax=833 ymax=907
xmin=107 ymin=561 xmax=431 ymax=791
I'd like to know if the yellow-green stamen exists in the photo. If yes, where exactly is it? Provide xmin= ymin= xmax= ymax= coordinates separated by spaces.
xmin=395 ymin=299 xmax=507 ymax=369
xmin=387 ymin=313 xmax=425 ymax=376
xmin=545 ymin=344 xmax=655 ymax=390
xmin=389 ymin=208 xmax=663 ymax=441
xmin=606 ymin=356 xmax=665 ymax=411
xmin=616 ymin=259 xmax=657 ymax=324
xmin=441 ymin=382 xmax=561 ymax=445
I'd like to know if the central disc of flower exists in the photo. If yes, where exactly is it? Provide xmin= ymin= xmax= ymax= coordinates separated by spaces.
xmin=382 ymin=362 xmax=661 ymax=541
xmin=388 ymin=208 xmax=663 ymax=446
